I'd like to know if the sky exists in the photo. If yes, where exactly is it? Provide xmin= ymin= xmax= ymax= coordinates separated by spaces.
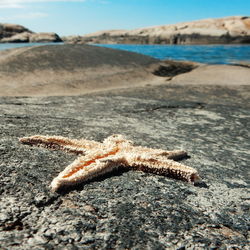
xmin=0 ymin=0 xmax=249 ymax=36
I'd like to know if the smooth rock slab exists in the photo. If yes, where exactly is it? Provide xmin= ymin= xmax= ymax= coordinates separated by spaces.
xmin=76 ymin=16 xmax=250 ymax=45
xmin=0 ymin=85 xmax=249 ymax=249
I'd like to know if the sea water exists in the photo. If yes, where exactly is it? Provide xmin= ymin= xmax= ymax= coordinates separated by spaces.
xmin=0 ymin=43 xmax=250 ymax=65
xmin=97 ymin=44 xmax=250 ymax=65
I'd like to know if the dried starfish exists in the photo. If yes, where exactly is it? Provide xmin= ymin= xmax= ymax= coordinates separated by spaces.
xmin=19 ymin=134 xmax=200 ymax=192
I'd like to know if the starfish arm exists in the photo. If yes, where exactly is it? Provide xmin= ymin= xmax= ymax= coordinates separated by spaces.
xmin=20 ymin=133 xmax=201 ymax=191
xmin=19 ymin=135 xmax=101 ymax=155
xmin=156 ymin=150 xmax=188 ymax=160
xmin=132 ymin=146 xmax=188 ymax=160
xmin=125 ymin=153 xmax=200 ymax=183
xmin=102 ymin=135 xmax=187 ymax=160
xmin=51 ymin=154 xmax=125 ymax=192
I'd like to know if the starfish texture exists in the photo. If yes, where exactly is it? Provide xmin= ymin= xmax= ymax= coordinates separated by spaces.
xmin=19 ymin=134 xmax=200 ymax=192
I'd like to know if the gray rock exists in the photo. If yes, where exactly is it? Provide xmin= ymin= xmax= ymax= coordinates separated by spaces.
xmin=0 ymin=83 xmax=249 ymax=249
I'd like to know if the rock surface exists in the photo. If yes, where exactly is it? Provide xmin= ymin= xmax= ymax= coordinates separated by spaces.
xmin=29 ymin=32 xmax=62 ymax=43
xmin=0 ymin=32 xmax=31 ymax=43
xmin=0 ymin=44 xmax=163 ymax=96
xmin=0 ymin=44 xmax=250 ymax=96
xmin=0 ymin=44 xmax=249 ymax=248
xmin=0 ymin=44 xmax=249 ymax=96
xmin=0 ymin=83 xmax=249 ymax=249
xmin=0 ymin=23 xmax=32 ymax=40
xmin=0 ymin=23 xmax=62 ymax=43
xmin=72 ymin=16 xmax=250 ymax=44
xmin=170 ymin=64 xmax=250 ymax=86
xmin=1 ymin=32 xmax=62 ymax=43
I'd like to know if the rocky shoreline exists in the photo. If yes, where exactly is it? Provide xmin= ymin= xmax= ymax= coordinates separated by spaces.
xmin=66 ymin=16 xmax=250 ymax=45
xmin=0 ymin=23 xmax=62 ymax=43
xmin=0 ymin=44 xmax=249 ymax=249
xmin=0 ymin=44 xmax=249 ymax=96
xmin=1 ymin=16 xmax=250 ymax=44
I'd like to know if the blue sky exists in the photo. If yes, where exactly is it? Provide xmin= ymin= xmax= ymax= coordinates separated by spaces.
xmin=0 ymin=0 xmax=249 ymax=36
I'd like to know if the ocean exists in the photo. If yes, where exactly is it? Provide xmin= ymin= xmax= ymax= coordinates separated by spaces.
xmin=97 ymin=44 xmax=250 ymax=65
xmin=1 ymin=43 xmax=250 ymax=65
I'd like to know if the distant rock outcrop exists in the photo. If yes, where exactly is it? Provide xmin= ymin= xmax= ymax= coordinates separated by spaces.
xmin=0 ymin=23 xmax=32 ymax=40
xmin=29 ymin=32 xmax=62 ymax=43
xmin=0 ymin=23 xmax=62 ymax=43
xmin=66 ymin=16 xmax=250 ymax=45
xmin=61 ymin=35 xmax=85 ymax=44
xmin=1 ymin=32 xmax=31 ymax=43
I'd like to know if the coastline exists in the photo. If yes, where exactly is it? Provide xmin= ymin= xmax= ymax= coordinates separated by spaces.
xmin=0 ymin=44 xmax=249 ymax=249
xmin=0 ymin=44 xmax=249 ymax=97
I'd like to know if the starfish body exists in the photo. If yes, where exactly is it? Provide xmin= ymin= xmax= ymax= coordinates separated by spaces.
xmin=19 ymin=134 xmax=200 ymax=192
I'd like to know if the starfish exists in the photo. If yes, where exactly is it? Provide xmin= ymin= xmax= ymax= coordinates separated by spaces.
xmin=19 ymin=134 xmax=201 ymax=192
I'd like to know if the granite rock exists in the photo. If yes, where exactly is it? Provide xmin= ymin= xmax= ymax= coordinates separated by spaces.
xmin=0 ymin=84 xmax=249 ymax=249
xmin=78 ymin=16 xmax=250 ymax=44
xmin=0 ymin=23 xmax=32 ymax=40
xmin=0 ymin=23 xmax=62 ymax=43
xmin=0 ymin=44 xmax=249 ymax=248
xmin=62 ymin=35 xmax=92 ymax=44
xmin=1 ymin=32 xmax=62 ymax=43
xmin=29 ymin=32 xmax=62 ymax=43
xmin=0 ymin=32 xmax=31 ymax=43
xmin=0 ymin=44 xmax=161 ymax=96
